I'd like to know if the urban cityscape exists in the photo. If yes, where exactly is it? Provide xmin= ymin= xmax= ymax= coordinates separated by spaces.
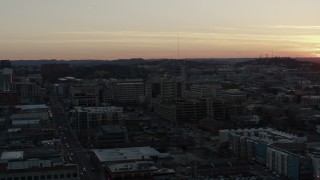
xmin=1 ymin=57 xmax=320 ymax=180
xmin=1 ymin=1 xmax=320 ymax=180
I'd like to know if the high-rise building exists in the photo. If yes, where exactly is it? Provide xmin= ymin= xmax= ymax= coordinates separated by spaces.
xmin=70 ymin=81 xmax=100 ymax=106
xmin=146 ymin=76 xmax=185 ymax=101
xmin=105 ymin=79 xmax=145 ymax=104
xmin=0 ymin=66 xmax=13 ymax=91
xmin=155 ymin=98 xmax=207 ymax=124
xmin=0 ymin=60 xmax=11 ymax=69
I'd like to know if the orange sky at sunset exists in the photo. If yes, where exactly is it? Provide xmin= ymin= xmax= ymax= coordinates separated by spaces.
xmin=0 ymin=0 xmax=319 ymax=60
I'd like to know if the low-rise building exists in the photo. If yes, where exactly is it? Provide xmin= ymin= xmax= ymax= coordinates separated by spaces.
xmin=95 ymin=125 xmax=128 ymax=147
xmin=105 ymin=161 xmax=156 ymax=179
xmin=0 ymin=149 xmax=79 ymax=180
xmin=72 ymin=106 xmax=123 ymax=144
xmin=12 ymin=104 xmax=51 ymax=124
xmin=91 ymin=147 xmax=172 ymax=179
xmin=196 ymin=162 xmax=249 ymax=177
xmin=219 ymin=128 xmax=319 ymax=179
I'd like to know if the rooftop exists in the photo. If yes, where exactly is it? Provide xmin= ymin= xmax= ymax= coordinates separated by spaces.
xmin=15 ymin=104 xmax=49 ymax=110
xmin=107 ymin=161 xmax=157 ymax=173
xmin=221 ymin=128 xmax=307 ymax=144
xmin=75 ymin=106 xmax=122 ymax=113
xmin=100 ymin=125 xmax=127 ymax=134
xmin=1 ymin=151 xmax=24 ymax=160
xmin=92 ymin=147 xmax=170 ymax=163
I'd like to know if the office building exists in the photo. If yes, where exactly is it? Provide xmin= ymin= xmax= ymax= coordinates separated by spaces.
xmin=0 ymin=66 xmax=13 ymax=91
xmin=189 ymin=83 xmax=223 ymax=98
xmin=108 ymin=79 xmax=145 ymax=104
xmin=146 ymin=76 xmax=185 ymax=100
xmin=12 ymin=77 xmax=45 ymax=104
xmin=155 ymin=98 xmax=207 ymax=124
xmin=207 ymin=98 xmax=245 ymax=120
xmin=70 ymin=81 xmax=100 ymax=106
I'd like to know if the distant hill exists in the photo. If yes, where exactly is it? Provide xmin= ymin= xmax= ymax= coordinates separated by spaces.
xmin=9 ymin=57 xmax=320 ymax=67
xmin=10 ymin=58 xmax=148 ymax=67
xmin=236 ymin=57 xmax=320 ymax=70
xmin=11 ymin=60 xmax=109 ymax=67
xmin=107 ymin=58 xmax=148 ymax=66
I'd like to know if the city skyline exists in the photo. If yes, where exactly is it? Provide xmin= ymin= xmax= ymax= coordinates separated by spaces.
xmin=1 ymin=0 xmax=320 ymax=60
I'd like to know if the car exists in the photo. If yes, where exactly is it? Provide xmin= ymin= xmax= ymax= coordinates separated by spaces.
xmin=91 ymin=167 xmax=95 ymax=171
xmin=82 ymin=168 xmax=86 ymax=172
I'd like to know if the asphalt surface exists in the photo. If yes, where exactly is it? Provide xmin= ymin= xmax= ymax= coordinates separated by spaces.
xmin=49 ymin=98 xmax=104 ymax=180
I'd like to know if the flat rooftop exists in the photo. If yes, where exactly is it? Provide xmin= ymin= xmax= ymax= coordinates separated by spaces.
xmin=101 ymin=125 xmax=127 ymax=133
xmin=92 ymin=147 xmax=170 ymax=163
xmin=107 ymin=161 xmax=157 ymax=173
xmin=75 ymin=106 xmax=122 ymax=113
xmin=1 ymin=151 xmax=24 ymax=160
xmin=15 ymin=104 xmax=49 ymax=110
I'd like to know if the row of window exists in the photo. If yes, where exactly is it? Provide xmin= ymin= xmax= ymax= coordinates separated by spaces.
xmin=1 ymin=173 xmax=77 ymax=180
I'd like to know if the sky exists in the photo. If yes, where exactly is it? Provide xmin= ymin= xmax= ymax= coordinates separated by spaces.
xmin=0 ymin=0 xmax=320 ymax=60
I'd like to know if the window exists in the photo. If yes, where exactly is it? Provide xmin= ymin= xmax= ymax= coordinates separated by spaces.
xmin=53 ymin=174 xmax=58 ymax=179
xmin=72 ymin=173 xmax=77 ymax=178
xmin=8 ymin=178 xmax=13 ymax=180
xmin=34 ymin=176 xmax=39 ymax=180
xmin=60 ymin=174 xmax=65 ymax=178
xmin=66 ymin=174 xmax=71 ymax=178
xmin=1 ymin=178 xmax=5 ymax=180
xmin=47 ymin=175 xmax=52 ymax=179
xmin=40 ymin=175 xmax=45 ymax=180
xmin=27 ymin=176 xmax=32 ymax=180
xmin=14 ymin=177 xmax=19 ymax=180
xmin=21 ymin=177 xmax=26 ymax=180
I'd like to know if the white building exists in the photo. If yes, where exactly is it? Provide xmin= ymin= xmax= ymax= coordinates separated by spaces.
xmin=73 ymin=106 xmax=123 ymax=132
xmin=12 ymin=104 xmax=51 ymax=124
xmin=0 ymin=150 xmax=79 ymax=180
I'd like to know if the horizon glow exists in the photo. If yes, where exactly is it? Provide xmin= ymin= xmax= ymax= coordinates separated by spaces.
xmin=0 ymin=0 xmax=319 ymax=60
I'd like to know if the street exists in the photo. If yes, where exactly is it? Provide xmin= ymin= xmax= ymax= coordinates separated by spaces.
xmin=49 ymin=98 xmax=104 ymax=180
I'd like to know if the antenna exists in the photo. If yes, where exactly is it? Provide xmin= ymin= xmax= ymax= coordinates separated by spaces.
xmin=177 ymin=32 xmax=180 ymax=60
